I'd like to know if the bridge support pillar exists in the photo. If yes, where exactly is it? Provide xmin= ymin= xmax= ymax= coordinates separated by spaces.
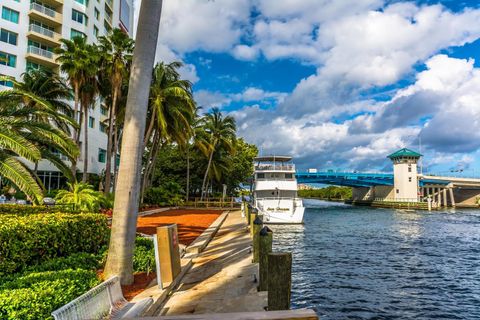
xmin=449 ymin=188 xmax=455 ymax=207
xmin=442 ymin=188 xmax=447 ymax=207
xmin=437 ymin=188 xmax=441 ymax=205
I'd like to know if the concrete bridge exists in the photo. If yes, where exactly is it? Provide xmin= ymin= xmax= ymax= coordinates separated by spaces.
xmin=296 ymin=149 xmax=480 ymax=208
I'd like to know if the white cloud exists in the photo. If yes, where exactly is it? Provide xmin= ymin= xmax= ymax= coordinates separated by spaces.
xmin=194 ymin=87 xmax=287 ymax=109
xmin=232 ymin=55 xmax=480 ymax=169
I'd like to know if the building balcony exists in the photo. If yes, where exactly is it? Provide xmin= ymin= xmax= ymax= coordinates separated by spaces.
xmin=42 ymin=0 xmax=64 ymax=6
xmin=29 ymin=3 xmax=63 ymax=26
xmin=27 ymin=24 xmax=61 ymax=47
xmin=26 ymin=46 xmax=59 ymax=68
xmin=105 ymin=0 xmax=113 ymax=11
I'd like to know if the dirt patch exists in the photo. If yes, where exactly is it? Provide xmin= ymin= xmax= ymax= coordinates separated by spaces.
xmin=136 ymin=209 xmax=223 ymax=246
xmin=121 ymin=272 xmax=157 ymax=301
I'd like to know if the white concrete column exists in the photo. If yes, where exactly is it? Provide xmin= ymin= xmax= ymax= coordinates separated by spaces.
xmin=449 ymin=188 xmax=456 ymax=207
xmin=443 ymin=188 xmax=447 ymax=207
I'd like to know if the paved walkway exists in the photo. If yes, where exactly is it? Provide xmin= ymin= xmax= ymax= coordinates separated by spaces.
xmin=157 ymin=210 xmax=267 ymax=315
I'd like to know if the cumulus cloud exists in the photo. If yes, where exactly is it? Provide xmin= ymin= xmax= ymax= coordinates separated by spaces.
xmin=232 ymin=55 xmax=480 ymax=170
xmin=194 ymin=87 xmax=288 ymax=109
xmin=132 ymin=0 xmax=480 ymax=170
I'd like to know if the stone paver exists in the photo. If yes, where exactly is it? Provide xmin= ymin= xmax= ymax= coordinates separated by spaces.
xmin=158 ymin=210 xmax=267 ymax=315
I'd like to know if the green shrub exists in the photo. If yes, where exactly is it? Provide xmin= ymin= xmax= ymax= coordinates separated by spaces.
xmin=133 ymin=238 xmax=156 ymax=274
xmin=143 ymin=182 xmax=184 ymax=206
xmin=0 ymin=213 xmax=109 ymax=275
xmin=0 ymin=269 xmax=99 ymax=320
xmin=0 ymin=204 xmax=79 ymax=215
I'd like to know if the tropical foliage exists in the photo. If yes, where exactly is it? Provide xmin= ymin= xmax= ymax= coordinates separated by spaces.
xmin=55 ymin=183 xmax=107 ymax=212
xmin=0 ymin=70 xmax=78 ymax=203
xmin=298 ymin=186 xmax=353 ymax=200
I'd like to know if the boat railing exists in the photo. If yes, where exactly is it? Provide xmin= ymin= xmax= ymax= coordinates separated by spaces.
xmin=255 ymin=164 xmax=295 ymax=171
xmin=256 ymin=197 xmax=302 ymax=201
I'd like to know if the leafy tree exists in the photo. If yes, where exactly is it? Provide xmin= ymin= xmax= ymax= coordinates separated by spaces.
xmin=55 ymin=183 xmax=106 ymax=212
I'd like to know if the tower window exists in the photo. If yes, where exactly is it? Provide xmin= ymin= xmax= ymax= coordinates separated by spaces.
xmin=408 ymin=177 xmax=412 ymax=182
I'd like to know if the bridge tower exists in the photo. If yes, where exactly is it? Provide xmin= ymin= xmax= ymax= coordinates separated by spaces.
xmin=387 ymin=148 xmax=422 ymax=201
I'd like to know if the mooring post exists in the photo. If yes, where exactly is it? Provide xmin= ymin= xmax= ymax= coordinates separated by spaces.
xmin=246 ymin=203 xmax=253 ymax=224
xmin=267 ymin=252 xmax=292 ymax=310
xmin=250 ymin=207 xmax=258 ymax=236
xmin=252 ymin=215 xmax=263 ymax=263
xmin=258 ymin=226 xmax=273 ymax=291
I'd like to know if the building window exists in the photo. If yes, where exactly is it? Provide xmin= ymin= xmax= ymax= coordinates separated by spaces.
xmin=408 ymin=177 xmax=412 ymax=182
xmin=0 ymin=29 xmax=17 ymax=45
xmin=408 ymin=164 xmax=412 ymax=172
xmin=70 ymin=28 xmax=86 ymax=39
xmin=100 ymin=106 xmax=107 ymax=115
xmin=94 ymin=8 xmax=99 ymax=20
xmin=93 ymin=26 xmax=99 ymax=38
xmin=2 ymin=7 xmax=19 ymax=24
xmin=257 ymin=173 xmax=265 ymax=179
xmin=72 ymin=9 xmax=88 ymax=25
xmin=0 ymin=52 xmax=16 ymax=67
xmin=98 ymin=148 xmax=106 ymax=163
xmin=88 ymin=116 xmax=95 ymax=128
xmin=100 ymin=122 xmax=107 ymax=133
xmin=75 ymin=0 xmax=89 ymax=6
xmin=0 ymin=75 xmax=13 ymax=88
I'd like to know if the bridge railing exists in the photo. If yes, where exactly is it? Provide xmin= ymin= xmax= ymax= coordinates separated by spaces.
xmin=374 ymin=197 xmax=422 ymax=203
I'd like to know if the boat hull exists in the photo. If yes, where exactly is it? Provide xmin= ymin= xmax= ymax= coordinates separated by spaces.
xmin=260 ymin=206 xmax=305 ymax=224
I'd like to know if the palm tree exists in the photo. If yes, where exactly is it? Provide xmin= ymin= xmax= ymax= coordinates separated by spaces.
xmin=78 ymin=45 xmax=101 ymax=182
xmin=140 ymin=62 xmax=196 ymax=200
xmin=104 ymin=0 xmax=163 ymax=285
xmin=196 ymin=108 xmax=236 ymax=200
xmin=55 ymin=37 xmax=91 ymax=142
xmin=98 ymin=29 xmax=134 ymax=194
xmin=0 ymin=75 xmax=79 ymax=202
xmin=55 ymin=182 xmax=106 ymax=212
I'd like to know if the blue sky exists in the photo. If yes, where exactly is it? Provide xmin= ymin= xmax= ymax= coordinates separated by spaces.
xmin=135 ymin=0 xmax=480 ymax=174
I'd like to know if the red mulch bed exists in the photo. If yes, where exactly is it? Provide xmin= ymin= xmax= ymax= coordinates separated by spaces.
xmin=136 ymin=209 xmax=223 ymax=246
xmin=121 ymin=272 xmax=157 ymax=301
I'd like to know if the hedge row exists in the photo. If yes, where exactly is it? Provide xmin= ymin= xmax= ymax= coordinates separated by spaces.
xmin=0 ymin=204 xmax=78 ymax=215
xmin=0 ymin=269 xmax=100 ymax=320
xmin=0 ymin=213 xmax=109 ymax=275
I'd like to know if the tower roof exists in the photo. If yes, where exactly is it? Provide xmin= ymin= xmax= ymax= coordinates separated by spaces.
xmin=387 ymin=148 xmax=422 ymax=159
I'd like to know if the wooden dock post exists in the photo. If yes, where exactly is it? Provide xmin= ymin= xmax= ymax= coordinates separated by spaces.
xmin=258 ymin=226 xmax=272 ymax=291
xmin=267 ymin=252 xmax=292 ymax=310
xmin=250 ymin=208 xmax=258 ymax=236
xmin=252 ymin=215 xmax=263 ymax=263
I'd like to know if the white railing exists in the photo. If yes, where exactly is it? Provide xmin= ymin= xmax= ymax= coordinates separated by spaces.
xmin=29 ymin=24 xmax=56 ymax=38
xmin=374 ymin=197 xmax=421 ymax=203
xmin=30 ymin=3 xmax=57 ymax=18
xmin=255 ymin=164 xmax=295 ymax=171
xmin=28 ymin=46 xmax=54 ymax=59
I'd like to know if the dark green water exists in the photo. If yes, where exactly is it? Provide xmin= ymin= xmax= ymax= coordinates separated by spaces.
xmin=269 ymin=199 xmax=480 ymax=320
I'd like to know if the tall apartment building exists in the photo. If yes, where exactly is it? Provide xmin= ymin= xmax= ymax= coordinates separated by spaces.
xmin=0 ymin=0 xmax=134 ymax=190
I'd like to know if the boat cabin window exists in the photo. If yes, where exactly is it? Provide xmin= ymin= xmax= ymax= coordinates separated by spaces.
xmin=257 ymin=173 xmax=265 ymax=179
xmin=285 ymin=173 xmax=293 ymax=179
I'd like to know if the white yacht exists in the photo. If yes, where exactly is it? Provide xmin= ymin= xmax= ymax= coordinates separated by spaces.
xmin=253 ymin=156 xmax=305 ymax=224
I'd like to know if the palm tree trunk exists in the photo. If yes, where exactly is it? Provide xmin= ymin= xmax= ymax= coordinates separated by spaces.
xmin=112 ymin=129 xmax=122 ymax=192
xmin=201 ymin=149 xmax=214 ymax=201
xmin=185 ymin=146 xmax=190 ymax=202
xmin=82 ymin=105 xmax=89 ymax=182
xmin=70 ymin=84 xmax=80 ymax=176
xmin=104 ymin=0 xmax=163 ymax=285
xmin=140 ymin=131 xmax=160 ymax=203
xmin=104 ymin=88 xmax=118 ymax=195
